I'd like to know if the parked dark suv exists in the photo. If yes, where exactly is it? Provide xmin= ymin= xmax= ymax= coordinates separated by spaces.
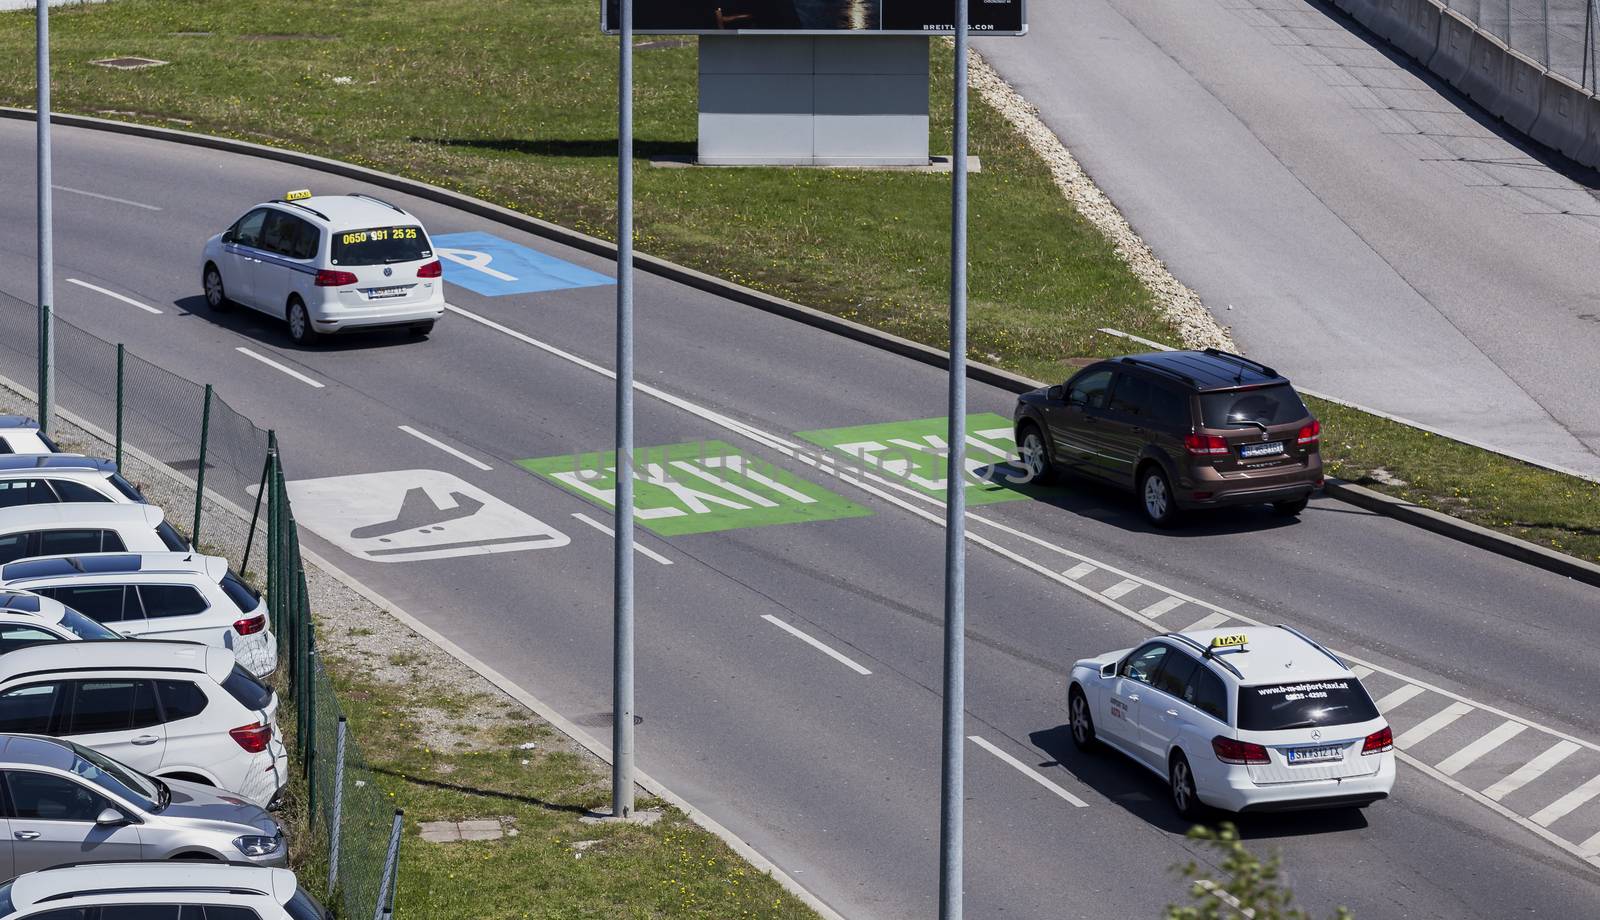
xmin=1013 ymin=349 xmax=1323 ymax=526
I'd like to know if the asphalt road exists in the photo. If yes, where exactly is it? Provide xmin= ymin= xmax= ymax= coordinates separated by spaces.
xmin=3 ymin=122 xmax=1600 ymax=919
xmin=977 ymin=0 xmax=1600 ymax=478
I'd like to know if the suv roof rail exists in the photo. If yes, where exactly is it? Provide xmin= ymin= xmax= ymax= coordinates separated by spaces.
xmin=38 ymin=886 xmax=270 ymax=903
xmin=1201 ymin=347 xmax=1278 ymax=380
xmin=270 ymin=199 xmax=330 ymax=222
xmin=1162 ymin=632 xmax=1244 ymax=680
xmin=1118 ymin=356 xmax=1196 ymax=388
xmin=347 ymin=191 xmax=409 ymax=215
xmin=1274 ymin=624 xmax=1346 ymax=670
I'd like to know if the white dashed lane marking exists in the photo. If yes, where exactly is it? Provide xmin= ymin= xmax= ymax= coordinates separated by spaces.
xmin=398 ymin=425 xmax=494 ymax=471
xmin=1139 ymin=596 xmax=1185 ymax=619
xmin=1484 ymin=741 xmax=1581 ymax=801
xmin=1395 ymin=702 xmax=1474 ymax=749
xmin=570 ymin=513 xmax=673 ymax=565
xmin=1376 ymin=685 xmax=1424 ymax=713
xmin=1101 ymin=578 xmax=1140 ymax=600
xmin=1532 ymin=775 xmax=1600 ymax=827
xmin=1436 ymin=720 xmax=1528 ymax=776
xmin=1182 ymin=611 xmax=1229 ymax=632
xmin=66 ymin=278 xmax=163 ymax=315
xmin=969 ymin=735 xmax=1089 ymax=808
xmin=235 ymin=347 xmax=326 ymax=388
xmin=761 ymin=615 xmax=872 ymax=676
xmin=1062 ymin=562 xmax=1096 ymax=580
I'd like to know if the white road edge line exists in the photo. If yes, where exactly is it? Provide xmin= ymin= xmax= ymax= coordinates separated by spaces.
xmin=66 ymin=278 xmax=163 ymax=315
xmin=397 ymin=425 xmax=493 ymax=471
xmin=570 ymin=513 xmax=673 ymax=565
xmin=234 ymin=347 xmax=326 ymax=389
xmin=53 ymin=184 xmax=162 ymax=210
xmin=761 ymin=614 xmax=872 ymax=675
xmin=968 ymin=735 xmax=1089 ymax=808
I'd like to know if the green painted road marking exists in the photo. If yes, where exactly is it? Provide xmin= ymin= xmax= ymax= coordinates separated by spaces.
xmin=796 ymin=413 xmax=1032 ymax=505
xmin=519 ymin=440 xmax=871 ymax=536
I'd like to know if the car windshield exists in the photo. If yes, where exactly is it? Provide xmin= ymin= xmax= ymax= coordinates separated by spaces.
xmin=1236 ymin=679 xmax=1380 ymax=731
xmin=1200 ymin=384 xmax=1309 ymax=428
xmin=68 ymin=740 xmax=161 ymax=811
xmin=56 ymin=605 xmax=122 ymax=640
xmin=330 ymin=225 xmax=432 ymax=266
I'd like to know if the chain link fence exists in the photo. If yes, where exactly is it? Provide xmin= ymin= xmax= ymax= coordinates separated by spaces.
xmin=1445 ymin=0 xmax=1600 ymax=90
xmin=0 ymin=288 xmax=402 ymax=918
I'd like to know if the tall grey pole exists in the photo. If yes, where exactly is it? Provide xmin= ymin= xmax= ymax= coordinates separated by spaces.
xmin=938 ymin=4 xmax=970 ymax=919
xmin=36 ymin=0 xmax=54 ymax=437
xmin=611 ymin=0 xmax=637 ymax=821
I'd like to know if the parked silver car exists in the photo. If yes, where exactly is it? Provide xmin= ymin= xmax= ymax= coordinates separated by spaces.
xmin=0 ymin=734 xmax=287 ymax=877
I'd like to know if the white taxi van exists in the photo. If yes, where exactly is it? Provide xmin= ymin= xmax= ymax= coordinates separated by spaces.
xmin=1068 ymin=625 xmax=1394 ymax=819
xmin=201 ymin=190 xmax=445 ymax=344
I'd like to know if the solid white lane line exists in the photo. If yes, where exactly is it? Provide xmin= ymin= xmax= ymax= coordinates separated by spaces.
xmin=1101 ymin=578 xmax=1139 ymax=600
xmin=1140 ymin=596 xmax=1185 ymax=619
xmin=66 ymin=278 xmax=162 ymax=315
xmin=1484 ymin=740 xmax=1581 ymax=801
xmin=235 ymin=347 xmax=325 ymax=388
xmin=1182 ymin=611 xmax=1229 ymax=632
xmin=1062 ymin=562 xmax=1096 ymax=581
xmin=54 ymin=184 xmax=162 ymax=210
xmin=398 ymin=425 xmax=493 ymax=471
xmin=1531 ymin=774 xmax=1600 ymax=827
xmin=969 ymin=735 xmax=1088 ymax=807
xmin=570 ymin=513 xmax=672 ymax=565
xmin=761 ymin=615 xmax=871 ymax=676
xmin=1436 ymin=720 xmax=1528 ymax=776
xmin=1395 ymin=702 xmax=1474 ymax=749
xmin=1351 ymin=665 xmax=1374 ymax=679
xmin=1376 ymin=685 xmax=1424 ymax=713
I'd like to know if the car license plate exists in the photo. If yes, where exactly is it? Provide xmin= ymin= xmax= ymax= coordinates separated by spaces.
xmin=1239 ymin=441 xmax=1285 ymax=459
xmin=363 ymin=285 xmax=408 ymax=299
xmin=1286 ymin=744 xmax=1343 ymax=764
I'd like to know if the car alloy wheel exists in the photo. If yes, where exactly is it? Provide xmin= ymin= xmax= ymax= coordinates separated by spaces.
xmin=1143 ymin=471 xmax=1171 ymax=522
xmin=204 ymin=268 xmax=226 ymax=310
xmin=1170 ymin=753 xmax=1201 ymax=819
xmin=1070 ymin=691 xmax=1095 ymax=748
xmin=1020 ymin=429 xmax=1052 ymax=484
xmin=288 ymin=302 xmax=313 ymax=344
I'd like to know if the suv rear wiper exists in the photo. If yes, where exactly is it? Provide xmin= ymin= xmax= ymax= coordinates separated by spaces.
xmin=1224 ymin=419 xmax=1269 ymax=433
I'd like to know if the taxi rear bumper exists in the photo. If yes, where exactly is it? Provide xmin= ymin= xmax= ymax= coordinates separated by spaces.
xmin=1197 ymin=752 xmax=1396 ymax=813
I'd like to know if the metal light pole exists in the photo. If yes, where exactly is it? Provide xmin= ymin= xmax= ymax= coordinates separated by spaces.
xmin=611 ymin=0 xmax=637 ymax=821
xmin=36 ymin=0 xmax=54 ymax=437
xmin=938 ymin=3 xmax=970 ymax=919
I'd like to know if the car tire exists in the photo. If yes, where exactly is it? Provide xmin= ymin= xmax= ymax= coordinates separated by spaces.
xmin=203 ymin=264 xmax=231 ymax=312
xmin=1017 ymin=424 xmax=1055 ymax=485
xmin=287 ymin=298 xmax=319 ymax=346
xmin=1068 ymin=686 xmax=1098 ymax=751
xmin=1272 ymin=496 xmax=1310 ymax=517
xmin=409 ymin=321 xmax=435 ymax=338
xmin=1169 ymin=751 xmax=1205 ymax=822
xmin=1140 ymin=465 xmax=1180 ymax=528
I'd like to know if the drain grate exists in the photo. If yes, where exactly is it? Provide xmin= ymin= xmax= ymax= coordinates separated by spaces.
xmin=92 ymin=57 xmax=170 ymax=71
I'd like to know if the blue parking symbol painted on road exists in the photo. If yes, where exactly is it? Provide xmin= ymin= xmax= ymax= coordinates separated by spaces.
xmin=431 ymin=231 xmax=614 ymax=297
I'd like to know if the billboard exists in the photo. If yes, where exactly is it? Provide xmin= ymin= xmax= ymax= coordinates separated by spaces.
xmin=602 ymin=1 xmax=1027 ymax=35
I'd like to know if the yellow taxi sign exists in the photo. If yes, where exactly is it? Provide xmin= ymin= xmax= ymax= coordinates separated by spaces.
xmin=1209 ymin=633 xmax=1249 ymax=652
xmin=284 ymin=189 xmax=313 ymax=201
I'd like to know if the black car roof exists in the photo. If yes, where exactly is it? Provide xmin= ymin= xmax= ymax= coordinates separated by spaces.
xmin=0 ymin=455 xmax=117 ymax=473
xmin=1112 ymin=349 xmax=1288 ymax=392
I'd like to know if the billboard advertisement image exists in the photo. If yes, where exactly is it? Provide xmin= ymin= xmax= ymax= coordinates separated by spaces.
xmin=602 ymin=0 xmax=1026 ymax=35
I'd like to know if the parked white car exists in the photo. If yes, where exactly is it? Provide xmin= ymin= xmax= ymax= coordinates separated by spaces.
xmin=0 ymin=641 xmax=288 ymax=808
xmin=0 ymin=417 xmax=60 ymax=456
xmin=0 ymin=552 xmax=276 ymax=678
xmin=0 ymin=588 xmax=124 ymax=654
xmin=0 ymin=861 xmax=326 ymax=919
xmin=0 ymin=455 xmax=149 ymax=508
xmin=0 ymin=502 xmax=190 ymax=565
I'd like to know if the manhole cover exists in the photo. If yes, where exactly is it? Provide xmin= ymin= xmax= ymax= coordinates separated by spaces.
xmin=92 ymin=57 xmax=170 ymax=71
xmin=574 ymin=712 xmax=644 ymax=727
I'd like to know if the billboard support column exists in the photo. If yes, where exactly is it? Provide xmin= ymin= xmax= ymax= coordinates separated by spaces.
xmin=36 ymin=0 xmax=54 ymax=437
xmin=938 ymin=2 xmax=970 ymax=919
xmin=612 ymin=0 xmax=637 ymax=822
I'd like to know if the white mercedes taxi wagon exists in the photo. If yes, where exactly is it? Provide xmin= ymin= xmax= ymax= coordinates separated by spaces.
xmin=1068 ymin=625 xmax=1394 ymax=818
xmin=201 ymin=190 xmax=445 ymax=344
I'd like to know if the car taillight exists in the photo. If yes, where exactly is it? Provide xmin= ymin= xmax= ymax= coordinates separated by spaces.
xmin=1212 ymin=736 xmax=1270 ymax=765
xmin=417 ymin=260 xmax=443 ymax=279
xmin=230 ymin=723 xmax=273 ymax=753
xmin=1297 ymin=419 xmax=1321 ymax=446
xmin=233 ymin=614 xmax=267 ymax=636
xmin=1185 ymin=433 xmax=1230 ymax=456
xmin=1362 ymin=726 xmax=1393 ymax=755
xmin=315 ymin=269 xmax=359 ymax=287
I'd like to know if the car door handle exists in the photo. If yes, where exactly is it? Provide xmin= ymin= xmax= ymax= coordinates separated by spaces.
xmin=132 ymin=735 xmax=160 ymax=746
xmin=1127 ymin=693 xmax=1140 ymax=702
xmin=1166 ymin=709 xmax=1180 ymax=717
xmin=14 ymin=831 xmax=38 ymax=840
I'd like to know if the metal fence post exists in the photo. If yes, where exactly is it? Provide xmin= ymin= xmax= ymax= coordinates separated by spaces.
xmin=192 ymin=383 xmax=213 ymax=545
xmin=36 ymin=0 xmax=54 ymax=439
xmin=612 ymin=0 xmax=638 ymax=823
xmin=372 ymin=810 xmax=404 ymax=920
xmin=115 ymin=344 xmax=124 ymax=470
xmin=241 ymin=445 xmax=272 ymax=576
xmin=326 ymin=717 xmax=348 ymax=900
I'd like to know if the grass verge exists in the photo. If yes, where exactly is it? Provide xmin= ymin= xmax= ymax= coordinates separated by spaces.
xmin=0 ymin=0 xmax=1594 ymax=564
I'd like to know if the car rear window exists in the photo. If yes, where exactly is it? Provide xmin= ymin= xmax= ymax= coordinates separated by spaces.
xmin=156 ymin=520 xmax=189 ymax=551
xmin=1199 ymin=384 xmax=1309 ymax=429
xmin=108 ymin=474 xmax=147 ymax=502
xmin=220 ymin=570 xmax=262 ymax=611
xmin=330 ymin=225 xmax=432 ymax=266
xmin=285 ymin=889 xmax=331 ymax=920
xmin=223 ymin=664 xmax=273 ymax=712
xmin=1236 ymin=679 xmax=1380 ymax=731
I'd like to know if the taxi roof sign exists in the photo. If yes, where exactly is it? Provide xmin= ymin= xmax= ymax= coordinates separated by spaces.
xmin=1209 ymin=633 xmax=1249 ymax=652
xmin=284 ymin=189 xmax=313 ymax=201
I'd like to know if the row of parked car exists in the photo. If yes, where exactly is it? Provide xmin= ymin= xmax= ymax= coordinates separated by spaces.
xmin=0 ymin=417 xmax=326 ymax=918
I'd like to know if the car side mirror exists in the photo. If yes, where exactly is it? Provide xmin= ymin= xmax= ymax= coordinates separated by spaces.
xmin=1100 ymin=662 xmax=1117 ymax=679
xmin=1047 ymin=385 xmax=1065 ymax=401
xmin=95 ymin=807 xmax=127 ymax=827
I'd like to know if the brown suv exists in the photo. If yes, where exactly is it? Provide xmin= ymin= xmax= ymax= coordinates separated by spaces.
xmin=1013 ymin=349 xmax=1323 ymax=526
